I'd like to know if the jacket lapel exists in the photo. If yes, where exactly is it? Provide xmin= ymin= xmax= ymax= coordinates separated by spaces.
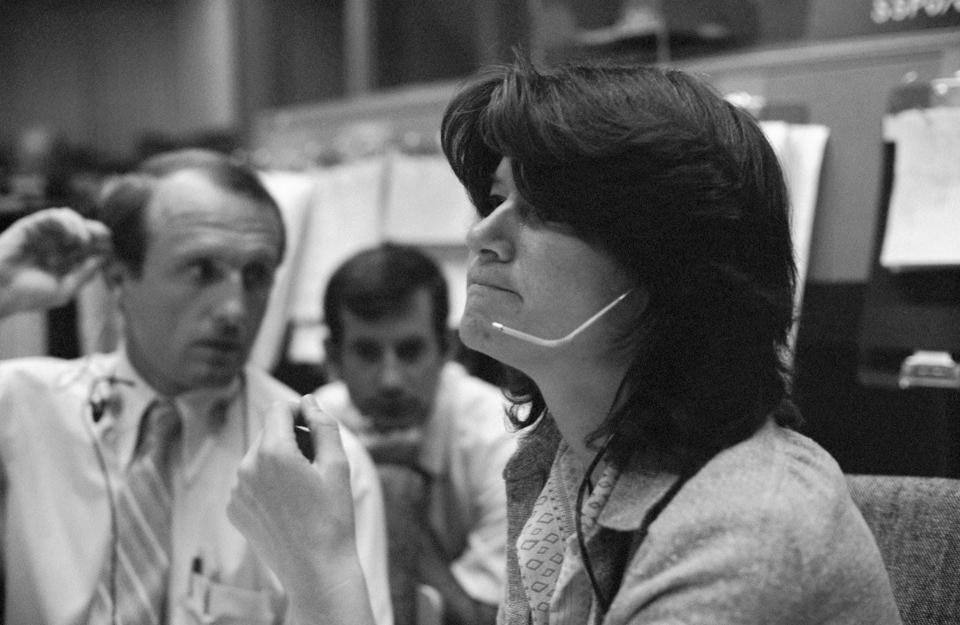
xmin=500 ymin=416 xmax=685 ymax=625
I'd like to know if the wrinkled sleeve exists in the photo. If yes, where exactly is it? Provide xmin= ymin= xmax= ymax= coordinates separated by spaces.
xmin=342 ymin=424 xmax=395 ymax=625
xmin=450 ymin=423 xmax=516 ymax=606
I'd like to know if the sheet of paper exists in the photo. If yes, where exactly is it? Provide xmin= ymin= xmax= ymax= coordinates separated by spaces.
xmin=251 ymin=170 xmax=318 ymax=369
xmin=880 ymin=107 xmax=960 ymax=271
xmin=760 ymin=121 xmax=830 ymax=357
xmin=286 ymin=159 xmax=385 ymax=362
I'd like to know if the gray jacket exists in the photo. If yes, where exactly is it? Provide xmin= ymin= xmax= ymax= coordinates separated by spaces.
xmin=499 ymin=416 xmax=903 ymax=625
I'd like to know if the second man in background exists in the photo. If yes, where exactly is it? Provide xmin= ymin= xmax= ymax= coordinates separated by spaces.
xmin=315 ymin=243 xmax=516 ymax=625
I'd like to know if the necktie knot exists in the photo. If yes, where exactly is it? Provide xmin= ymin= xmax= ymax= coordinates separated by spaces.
xmin=137 ymin=398 xmax=182 ymax=475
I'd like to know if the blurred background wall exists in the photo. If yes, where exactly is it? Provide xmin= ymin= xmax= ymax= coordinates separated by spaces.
xmin=7 ymin=0 xmax=954 ymax=165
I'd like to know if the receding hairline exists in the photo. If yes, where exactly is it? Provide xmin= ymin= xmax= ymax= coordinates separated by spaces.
xmin=147 ymin=166 xmax=275 ymax=211
xmin=142 ymin=168 xmax=285 ymax=248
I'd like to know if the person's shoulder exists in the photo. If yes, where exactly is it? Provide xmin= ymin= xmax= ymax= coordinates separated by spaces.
xmin=445 ymin=361 xmax=502 ymax=394
xmin=0 ymin=354 xmax=78 ymax=373
xmin=0 ymin=353 xmax=108 ymax=390
xmin=0 ymin=355 xmax=113 ymax=438
xmin=615 ymin=426 xmax=896 ymax=623
xmin=430 ymin=363 xmax=516 ymax=464
xmin=439 ymin=362 xmax=509 ymax=425
xmin=611 ymin=422 xmax=895 ymax=622
xmin=667 ymin=422 xmax=894 ymax=615
xmin=661 ymin=420 xmax=867 ymax=577
xmin=685 ymin=420 xmax=848 ymax=518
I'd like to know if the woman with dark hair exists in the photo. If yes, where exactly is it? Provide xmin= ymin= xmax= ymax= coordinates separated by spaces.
xmin=229 ymin=59 xmax=902 ymax=625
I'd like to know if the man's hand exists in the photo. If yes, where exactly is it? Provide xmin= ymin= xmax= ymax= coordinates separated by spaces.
xmin=0 ymin=207 xmax=111 ymax=317
xmin=228 ymin=395 xmax=376 ymax=625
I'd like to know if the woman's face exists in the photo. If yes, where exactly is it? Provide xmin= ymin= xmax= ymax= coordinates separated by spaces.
xmin=461 ymin=158 xmax=640 ymax=370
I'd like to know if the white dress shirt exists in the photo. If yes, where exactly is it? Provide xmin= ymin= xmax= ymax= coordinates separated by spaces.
xmin=0 ymin=349 xmax=393 ymax=625
xmin=316 ymin=361 xmax=516 ymax=605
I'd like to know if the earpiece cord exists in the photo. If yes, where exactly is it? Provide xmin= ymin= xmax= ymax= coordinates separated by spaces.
xmin=86 ymin=373 xmax=135 ymax=623
xmin=575 ymin=435 xmax=615 ymax=613
xmin=575 ymin=436 xmax=702 ymax=617
xmin=575 ymin=374 xmax=630 ymax=615
xmin=85 ymin=380 xmax=120 ymax=624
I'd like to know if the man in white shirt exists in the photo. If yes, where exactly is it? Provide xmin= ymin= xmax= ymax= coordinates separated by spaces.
xmin=315 ymin=243 xmax=516 ymax=625
xmin=0 ymin=151 xmax=392 ymax=625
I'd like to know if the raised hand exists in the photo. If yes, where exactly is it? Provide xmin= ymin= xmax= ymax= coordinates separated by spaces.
xmin=0 ymin=207 xmax=111 ymax=316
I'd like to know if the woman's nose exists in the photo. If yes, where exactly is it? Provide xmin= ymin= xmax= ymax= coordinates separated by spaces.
xmin=466 ymin=202 xmax=515 ymax=262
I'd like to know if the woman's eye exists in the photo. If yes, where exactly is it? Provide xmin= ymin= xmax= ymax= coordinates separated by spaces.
xmin=516 ymin=199 xmax=547 ymax=225
xmin=480 ymin=194 xmax=506 ymax=217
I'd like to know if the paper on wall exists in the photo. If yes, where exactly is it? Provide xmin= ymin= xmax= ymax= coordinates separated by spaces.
xmin=382 ymin=152 xmax=475 ymax=245
xmin=760 ymin=120 xmax=830 ymax=356
xmin=880 ymin=107 xmax=960 ymax=271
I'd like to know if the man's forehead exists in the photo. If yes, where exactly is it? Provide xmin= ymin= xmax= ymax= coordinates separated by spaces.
xmin=145 ymin=171 xmax=281 ymax=237
xmin=152 ymin=168 xmax=217 ymax=197
xmin=150 ymin=170 xmax=252 ymax=213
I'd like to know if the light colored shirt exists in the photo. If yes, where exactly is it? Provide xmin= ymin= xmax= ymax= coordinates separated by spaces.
xmin=0 ymin=349 xmax=393 ymax=625
xmin=316 ymin=361 xmax=516 ymax=605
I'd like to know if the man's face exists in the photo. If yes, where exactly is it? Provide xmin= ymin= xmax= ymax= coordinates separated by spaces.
xmin=330 ymin=288 xmax=446 ymax=432
xmin=117 ymin=170 xmax=283 ymax=396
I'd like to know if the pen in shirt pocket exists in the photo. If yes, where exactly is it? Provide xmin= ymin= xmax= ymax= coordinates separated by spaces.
xmin=190 ymin=552 xmax=212 ymax=613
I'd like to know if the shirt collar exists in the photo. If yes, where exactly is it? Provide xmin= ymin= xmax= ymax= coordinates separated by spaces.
xmin=503 ymin=412 xmax=561 ymax=481
xmin=106 ymin=349 xmax=160 ymax=467
xmin=502 ymin=410 xmax=684 ymax=533
xmin=596 ymin=464 xmax=681 ymax=532
xmin=595 ymin=443 xmax=690 ymax=532
xmin=110 ymin=346 xmax=242 ymax=468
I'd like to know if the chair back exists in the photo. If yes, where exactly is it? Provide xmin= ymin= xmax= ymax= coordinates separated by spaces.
xmin=846 ymin=474 xmax=960 ymax=625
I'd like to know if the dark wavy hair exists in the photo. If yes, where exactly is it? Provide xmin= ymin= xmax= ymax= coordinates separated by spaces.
xmin=97 ymin=148 xmax=285 ymax=275
xmin=441 ymin=58 xmax=799 ymax=466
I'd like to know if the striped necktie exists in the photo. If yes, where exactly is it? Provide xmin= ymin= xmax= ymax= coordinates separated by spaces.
xmin=90 ymin=397 xmax=182 ymax=625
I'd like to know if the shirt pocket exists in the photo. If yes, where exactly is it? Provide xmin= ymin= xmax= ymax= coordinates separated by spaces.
xmin=183 ymin=572 xmax=283 ymax=625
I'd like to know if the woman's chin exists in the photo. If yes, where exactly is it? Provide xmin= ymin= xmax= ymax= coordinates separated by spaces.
xmin=460 ymin=312 xmax=530 ymax=371
xmin=458 ymin=313 xmax=494 ymax=352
